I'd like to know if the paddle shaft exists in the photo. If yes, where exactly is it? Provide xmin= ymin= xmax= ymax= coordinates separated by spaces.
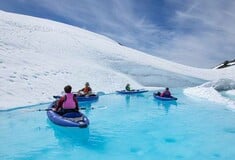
xmin=37 ymin=107 xmax=93 ymax=111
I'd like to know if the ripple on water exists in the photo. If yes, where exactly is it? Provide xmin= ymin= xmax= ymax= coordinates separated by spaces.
xmin=164 ymin=138 xmax=176 ymax=143
xmin=224 ymin=128 xmax=235 ymax=134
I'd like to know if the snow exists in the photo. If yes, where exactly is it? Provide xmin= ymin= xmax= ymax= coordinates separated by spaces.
xmin=0 ymin=10 xmax=235 ymax=110
xmin=200 ymin=79 xmax=235 ymax=91
xmin=184 ymin=79 xmax=235 ymax=109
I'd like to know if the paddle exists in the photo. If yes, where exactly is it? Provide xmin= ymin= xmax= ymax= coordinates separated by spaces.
xmin=37 ymin=107 xmax=94 ymax=112
xmin=37 ymin=108 xmax=53 ymax=111
xmin=96 ymin=91 xmax=105 ymax=96
xmin=38 ymin=104 xmax=107 ymax=112
xmin=53 ymin=95 xmax=61 ymax=99
xmin=54 ymin=91 xmax=106 ymax=99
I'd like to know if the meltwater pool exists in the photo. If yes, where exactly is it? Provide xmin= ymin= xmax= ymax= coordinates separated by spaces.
xmin=1 ymin=90 xmax=235 ymax=160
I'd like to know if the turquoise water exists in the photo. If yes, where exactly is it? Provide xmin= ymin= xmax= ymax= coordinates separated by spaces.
xmin=1 ymin=90 xmax=235 ymax=160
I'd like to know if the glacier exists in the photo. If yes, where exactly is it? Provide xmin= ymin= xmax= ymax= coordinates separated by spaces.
xmin=0 ymin=10 xmax=235 ymax=109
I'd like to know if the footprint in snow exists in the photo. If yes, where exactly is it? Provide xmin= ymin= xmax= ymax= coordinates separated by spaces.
xmin=9 ymin=75 xmax=16 ymax=78
xmin=9 ymin=79 xmax=14 ymax=82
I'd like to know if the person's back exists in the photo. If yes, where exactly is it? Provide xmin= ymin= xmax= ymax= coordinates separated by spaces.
xmin=161 ymin=87 xmax=171 ymax=97
xmin=125 ymin=84 xmax=131 ymax=91
xmin=55 ymin=85 xmax=79 ymax=114
xmin=62 ymin=93 xmax=76 ymax=109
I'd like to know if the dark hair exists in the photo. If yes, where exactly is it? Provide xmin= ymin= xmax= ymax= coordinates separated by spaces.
xmin=166 ymin=87 xmax=169 ymax=90
xmin=64 ymin=85 xmax=72 ymax=93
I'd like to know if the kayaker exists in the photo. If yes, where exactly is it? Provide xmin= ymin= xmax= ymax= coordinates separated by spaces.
xmin=161 ymin=87 xmax=171 ymax=97
xmin=125 ymin=83 xmax=134 ymax=91
xmin=54 ymin=85 xmax=79 ymax=115
xmin=78 ymin=82 xmax=93 ymax=96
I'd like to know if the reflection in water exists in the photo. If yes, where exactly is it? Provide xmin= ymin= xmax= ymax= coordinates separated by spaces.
xmin=50 ymin=122 xmax=90 ymax=147
xmin=48 ymin=120 xmax=107 ymax=151
xmin=155 ymin=100 xmax=177 ymax=113
xmin=124 ymin=94 xmax=145 ymax=107
xmin=125 ymin=95 xmax=130 ymax=106
xmin=85 ymin=130 xmax=108 ymax=151
xmin=79 ymin=101 xmax=97 ymax=115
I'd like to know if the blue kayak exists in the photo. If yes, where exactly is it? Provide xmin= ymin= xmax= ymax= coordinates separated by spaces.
xmin=153 ymin=94 xmax=177 ymax=101
xmin=47 ymin=102 xmax=89 ymax=128
xmin=116 ymin=89 xmax=148 ymax=94
xmin=77 ymin=95 xmax=99 ymax=101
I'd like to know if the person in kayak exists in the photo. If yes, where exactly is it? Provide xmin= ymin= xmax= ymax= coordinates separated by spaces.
xmin=160 ymin=87 xmax=171 ymax=97
xmin=78 ymin=82 xmax=93 ymax=96
xmin=125 ymin=83 xmax=134 ymax=91
xmin=54 ymin=85 xmax=79 ymax=115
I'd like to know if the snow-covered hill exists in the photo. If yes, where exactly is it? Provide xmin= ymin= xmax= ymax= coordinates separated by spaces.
xmin=0 ymin=10 xmax=235 ymax=109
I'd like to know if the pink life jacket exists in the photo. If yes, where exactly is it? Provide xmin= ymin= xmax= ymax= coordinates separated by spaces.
xmin=62 ymin=93 xmax=76 ymax=109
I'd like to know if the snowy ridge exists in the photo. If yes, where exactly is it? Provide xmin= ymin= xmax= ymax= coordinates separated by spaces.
xmin=213 ymin=59 xmax=235 ymax=69
xmin=0 ymin=10 xmax=235 ymax=109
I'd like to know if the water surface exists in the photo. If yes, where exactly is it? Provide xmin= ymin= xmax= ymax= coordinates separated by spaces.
xmin=1 ymin=90 xmax=235 ymax=159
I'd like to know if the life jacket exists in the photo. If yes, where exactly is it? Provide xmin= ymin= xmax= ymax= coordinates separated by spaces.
xmin=62 ymin=93 xmax=76 ymax=109
xmin=83 ymin=87 xmax=91 ymax=94
xmin=161 ymin=90 xmax=171 ymax=97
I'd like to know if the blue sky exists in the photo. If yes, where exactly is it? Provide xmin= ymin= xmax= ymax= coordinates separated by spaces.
xmin=0 ymin=0 xmax=234 ymax=68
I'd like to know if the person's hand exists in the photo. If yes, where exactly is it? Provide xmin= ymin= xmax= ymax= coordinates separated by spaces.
xmin=52 ymin=108 xmax=57 ymax=111
xmin=78 ymin=91 xmax=85 ymax=95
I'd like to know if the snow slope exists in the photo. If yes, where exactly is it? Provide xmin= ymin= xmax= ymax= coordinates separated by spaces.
xmin=184 ymin=79 xmax=235 ymax=109
xmin=0 ymin=11 xmax=235 ymax=109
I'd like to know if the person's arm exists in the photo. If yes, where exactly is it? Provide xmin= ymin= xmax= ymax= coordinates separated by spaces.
xmin=78 ymin=88 xmax=85 ymax=95
xmin=169 ymin=91 xmax=171 ymax=96
xmin=73 ymin=95 xmax=79 ymax=111
xmin=55 ymin=96 xmax=65 ymax=111
xmin=88 ymin=87 xmax=92 ymax=94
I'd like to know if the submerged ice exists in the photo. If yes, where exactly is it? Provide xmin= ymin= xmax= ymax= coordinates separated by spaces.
xmin=201 ymin=79 xmax=235 ymax=91
xmin=184 ymin=79 xmax=235 ymax=110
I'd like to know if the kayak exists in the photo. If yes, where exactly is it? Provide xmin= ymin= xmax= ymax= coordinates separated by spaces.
xmin=116 ymin=89 xmax=148 ymax=94
xmin=47 ymin=102 xmax=89 ymax=128
xmin=76 ymin=94 xmax=99 ymax=101
xmin=153 ymin=94 xmax=177 ymax=101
